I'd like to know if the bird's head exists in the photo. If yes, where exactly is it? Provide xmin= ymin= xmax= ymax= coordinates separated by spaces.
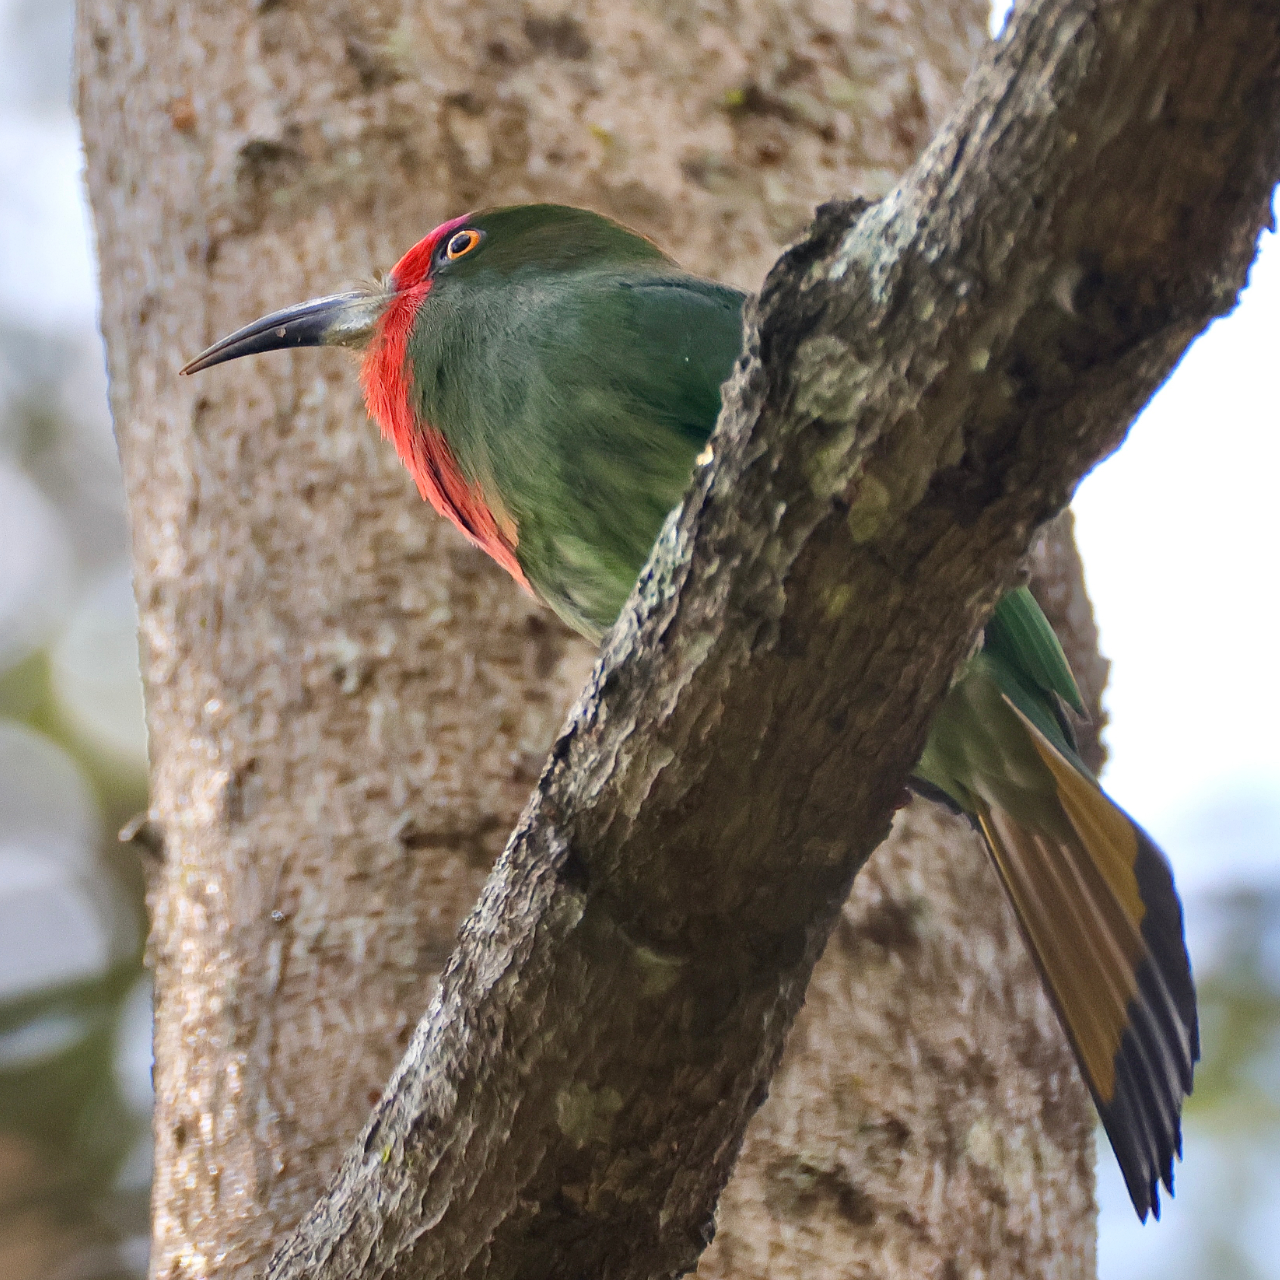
xmin=179 ymin=212 xmax=475 ymax=380
xmin=180 ymin=204 xmax=669 ymax=378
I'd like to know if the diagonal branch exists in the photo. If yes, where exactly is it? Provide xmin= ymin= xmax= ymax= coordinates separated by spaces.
xmin=266 ymin=1 xmax=1280 ymax=1276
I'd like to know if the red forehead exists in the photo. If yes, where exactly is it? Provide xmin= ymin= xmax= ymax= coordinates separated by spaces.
xmin=389 ymin=214 xmax=473 ymax=289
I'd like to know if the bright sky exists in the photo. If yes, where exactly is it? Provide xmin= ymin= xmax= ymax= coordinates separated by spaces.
xmin=1073 ymin=221 xmax=1280 ymax=898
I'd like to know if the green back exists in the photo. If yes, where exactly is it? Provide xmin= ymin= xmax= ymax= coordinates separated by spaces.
xmin=914 ymin=587 xmax=1092 ymax=816
xmin=405 ymin=206 xmax=744 ymax=636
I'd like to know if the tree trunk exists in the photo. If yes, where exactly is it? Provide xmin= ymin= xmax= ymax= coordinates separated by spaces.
xmin=76 ymin=1 xmax=1126 ymax=1276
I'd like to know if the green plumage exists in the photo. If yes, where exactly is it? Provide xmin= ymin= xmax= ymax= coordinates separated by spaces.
xmin=408 ymin=212 xmax=1093 ymax=797
xmin=916 ymin=586 xmax=1086 ymax=815
xmin=404 ymin=206 xmax=742 ymax=636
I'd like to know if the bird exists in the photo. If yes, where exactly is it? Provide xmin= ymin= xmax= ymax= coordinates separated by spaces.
xmin=183 ymin=202 xmax=1198 ymax=1220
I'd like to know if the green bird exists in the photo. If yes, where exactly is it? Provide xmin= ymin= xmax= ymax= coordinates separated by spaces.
xmin=183 ymin=203 xmax=1197 ymax=1220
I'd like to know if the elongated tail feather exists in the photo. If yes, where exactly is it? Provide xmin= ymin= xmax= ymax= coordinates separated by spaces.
xmin=914 ymin=607 xmax=1198 ymax=1221
xmin=977 ymin=699 xmax=1198 ymax=1219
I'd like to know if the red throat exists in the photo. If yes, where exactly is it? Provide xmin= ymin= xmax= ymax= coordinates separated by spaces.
xmin=360 ymin=216 xmax=530 ymax=591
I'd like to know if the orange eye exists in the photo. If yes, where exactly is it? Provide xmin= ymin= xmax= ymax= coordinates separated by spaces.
xmin=444 ymin=229 xmax=482 ymax=261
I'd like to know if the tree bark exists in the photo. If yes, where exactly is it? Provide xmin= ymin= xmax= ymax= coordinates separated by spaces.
xmin=76 ymin=0 xmax=1280 ymax=1278
xmin=258 ymin=1 xmax=1280 ymax=1275
xmin=77 ymin=1 xmax=1002 ymax=1276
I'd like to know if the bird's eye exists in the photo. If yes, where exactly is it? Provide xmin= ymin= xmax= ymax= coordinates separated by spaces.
xmin=444 ymin=229 xmax=482 ymax=261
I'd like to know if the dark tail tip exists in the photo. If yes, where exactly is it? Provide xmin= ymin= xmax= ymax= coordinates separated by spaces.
xmin=1098 ymin=822 xmax=1198 ymax=1220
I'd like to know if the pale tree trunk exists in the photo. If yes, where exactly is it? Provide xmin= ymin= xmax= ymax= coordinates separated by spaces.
xmin=74 ymin=0 xmax=1213 ymax=1275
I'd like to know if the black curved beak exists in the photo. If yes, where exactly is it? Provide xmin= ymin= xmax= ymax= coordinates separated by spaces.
xmin=180 ymin=289 xmax=387 ymax=375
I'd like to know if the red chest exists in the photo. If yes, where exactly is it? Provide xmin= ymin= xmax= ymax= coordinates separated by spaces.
xmin=359 ymin=247 xmax=529 ymax=592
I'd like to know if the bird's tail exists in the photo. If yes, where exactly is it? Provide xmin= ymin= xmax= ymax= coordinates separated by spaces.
xmin=971 ymin=698 xmax=1198 ymax=1219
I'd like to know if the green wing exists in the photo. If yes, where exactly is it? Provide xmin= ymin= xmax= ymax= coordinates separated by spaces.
xmin=434 ymin=267 xmax=745 ymax=638
xmin=985 ymin=587 xmax=1084 ymax=713
xmin=982 ymin=586 xmax=1086 ymax=758
xmin=614 ymin=277 xmax=746 ymax=450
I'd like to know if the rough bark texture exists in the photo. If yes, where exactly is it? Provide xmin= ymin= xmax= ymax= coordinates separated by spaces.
xmin=73 ymin=2 xmax=1080 ymax=1278
xmin=256 ymin=1 xmax=1280 ymax=1276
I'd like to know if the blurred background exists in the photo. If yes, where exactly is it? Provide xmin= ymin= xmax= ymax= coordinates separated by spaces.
xmin=0 ymin=0 xmax=1275 ymax=1276
xmin=1 ymin=1 xmax=151 ymax=1277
